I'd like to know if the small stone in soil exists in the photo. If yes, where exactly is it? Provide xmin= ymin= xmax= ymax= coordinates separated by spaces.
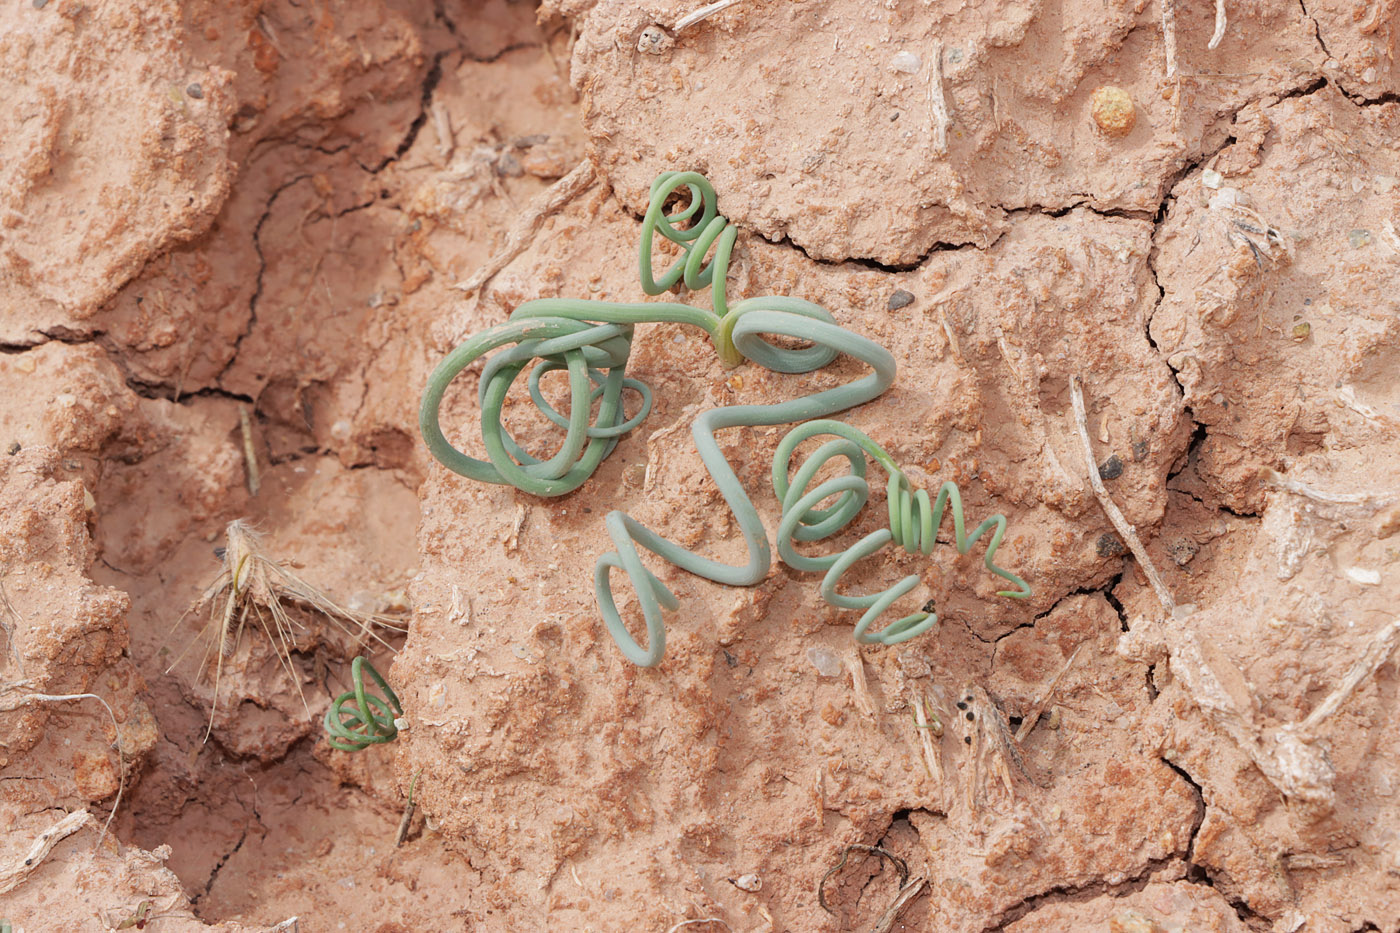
xmin=888 ymin=289 xmax=915 ymax=310
xmin=1098 ymin=455 xmax=1124 ymax=480
xmin=186 ymin=83 xmax=204 ymax=99
xmin=1096 ymin=533 xmax=1126 ymax=558
xmin=1167 ymin=539 xmax=1199 ymax=566
xmin=807 ymin=645 xmax=842 ymax=677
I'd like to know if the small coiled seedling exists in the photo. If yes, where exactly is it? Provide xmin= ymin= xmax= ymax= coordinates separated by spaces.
xmin=420 ymin=171 xmax=1030 ymax=667
xmin=324 ymin=657 xmax=401 ymax=751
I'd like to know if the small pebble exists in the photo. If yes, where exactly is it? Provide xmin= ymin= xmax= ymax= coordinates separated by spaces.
xmin=1096 ymin=533 xmax=1126 ymax=558
xmin=1348 ymin=229 xmax=1371 ymax=249
xmin=6 ymin=441 xmax=20 ymax=455
xmin=887 ymin=289 xmax=915 ymax=311
xmin=186 ymin=83 xmax=204 ymax=99
xmin=807 ymin=645 xmax=842 ymax=678
xmin=1098 ymin=454 xmax=1124 ymax=480
xmin=1292 ymin=322 xmax=1311 ymax=341
xmin=1201 ymin=168 xmax=1223 ymax=189
xmin=890 ymin=51 xmax=921 ymax=74
xmin=1346 ymin=567 xmax=1380 ymax=586
xmin=1166 ymin=539 xmax=1199 ymax=566
xmin=1090 ymin=86 xmax=1136 ymax=137
xmin=734 ymin=874 xmax=762 ymax=892
xmin=1131 ymin=439 xmax=1149 ymax=461
xmin=637 ymin=24 xmax=673 ymax=54
xmin=32 ymin=0 xmax=48 ymax=8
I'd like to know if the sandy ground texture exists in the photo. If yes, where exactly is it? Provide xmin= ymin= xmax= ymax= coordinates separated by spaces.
xmin=1 ymin=0 xmax=1398 ymax=931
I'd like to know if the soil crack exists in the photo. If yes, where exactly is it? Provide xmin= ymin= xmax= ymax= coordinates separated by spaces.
xmin=196 ymin=827 xmax=248 ymax=905
xmin=214 ymin=173 xmax=314 ymax=398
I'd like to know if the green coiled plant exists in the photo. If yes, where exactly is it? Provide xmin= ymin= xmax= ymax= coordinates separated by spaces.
xmin=324 ymin=657 xmax=401 ymax=751
xmin=420 ymin=171 xmax=1030 ymax=667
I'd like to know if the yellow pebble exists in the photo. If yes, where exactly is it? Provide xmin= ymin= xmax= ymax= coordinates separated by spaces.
xmin=1090 ymin=86 xmax=1136 ymax=137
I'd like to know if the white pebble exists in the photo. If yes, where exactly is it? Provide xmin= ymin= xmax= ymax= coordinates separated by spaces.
xmin=807 ymin=645 xmax=842 ymax=677
xmin=734 ymin=873 xmax=762 ymax=892
xmin=1346 ymin=567 xmax=1380 ymax=585
xmin=890 ymin=51 xmax=921 ymax=74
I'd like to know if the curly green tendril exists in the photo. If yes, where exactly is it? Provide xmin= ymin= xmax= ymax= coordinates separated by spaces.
xmin=324 ymin=657 xmax=402 ymax=751
xmin=420 ymin=171 xmax=1030 ymax=667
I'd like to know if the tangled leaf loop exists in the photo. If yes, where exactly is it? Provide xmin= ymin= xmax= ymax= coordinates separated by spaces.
xmin=773 ymin=420 xmax=1031 ymax=646
xmin=420 ymin=171 xmax=1031 ymax=667
xmin=324 ymin=657 xmax=402 ymax=752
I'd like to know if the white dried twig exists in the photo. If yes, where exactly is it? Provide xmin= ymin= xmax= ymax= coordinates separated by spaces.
xmin=0 ymin=809 xmax=91 ymax=895
xmin=1209 ymin=0 xmax=1227 ymax=49
xmin=1069 ymin=377 xmax=1177 ymax=613
xmin=673 ymin=0 xmax=742 ymax=32
xmin=432 ymin=101 xmax=454 ymax=161
xmin=1337 ymin=384 xmax=1398 ymax=426
xmin=665 ymin=919 xmax=731 ymax=933
xmin=1298 ymin=619 xmax=1400 ymax=735
xmin=452 ymin=160 xmax=597 ymax=296
xmin=1260 ymin=468 xmax=1396 ymax=507
xmin=1161 ymin=0 xmax=1178 ymax=78
xmin=846 ymin=649 xmax=877 ymax=719
xmin=928 ymin=40 xmax=950 ymax=157
xmin=872 ymin=877 xmax=929 ymax=933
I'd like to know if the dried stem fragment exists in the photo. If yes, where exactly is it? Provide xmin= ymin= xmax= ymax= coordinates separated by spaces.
xmin=1015 ymin=644 xmax=1082 ymax=743
xmin=239 ymin=405 xmax=260 ymax=497
xmin=664 ymin=919 xmax=731 ymax=933
xmin=847 ymin=648 xmax=878 ymax=719
xmin=1209 ymin=0 xmax=1227 ymax=49
xmin=0 ymin=809 xmax=90 ymax=895
xmin=1161 ymin=0 xmax=1178 ymax=78
xmin=911 ymin=691 xmax=944 ymax=792
xmin=453 ymin=160 xmax=597 ymax=297
xmin=928 ymin=40 xmax=950 ymax=157
xmin=871 ymin=877 xmax=929 ymax=933
xmin=673 ymin=0 xmax=743 ymax=32
xmin=1297 ymin=619 xmax=1400 ymax=735
xmin=1070 ymin=377 xmax=1177 ymax=613
xmin=1261 ymin=467 xmax=1395 ymax=507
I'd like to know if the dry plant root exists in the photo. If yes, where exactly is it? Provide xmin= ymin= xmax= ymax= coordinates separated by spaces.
xmin=167 ymin=520 xmax=406 ymax=742
xmin=817 ymin=844 xmax=908 ymax=914
xmin=0 ymin=690 xmax=125 ymax=843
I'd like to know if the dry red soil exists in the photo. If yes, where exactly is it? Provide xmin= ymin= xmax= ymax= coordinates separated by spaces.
xmin=2 ymin=1 xmax=1398 ymax=931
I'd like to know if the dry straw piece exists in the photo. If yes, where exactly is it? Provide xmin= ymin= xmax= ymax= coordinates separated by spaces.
xmin=169 ymin=520 xmax=404 ymax=741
